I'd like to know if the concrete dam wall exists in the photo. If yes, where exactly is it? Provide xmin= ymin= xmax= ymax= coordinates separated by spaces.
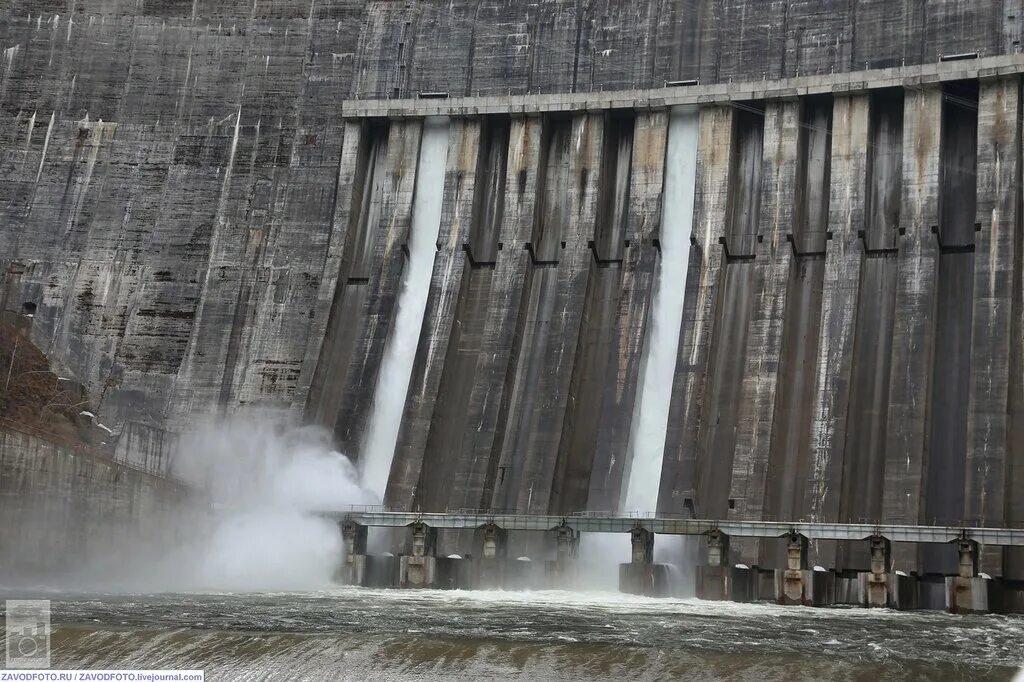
xmin=0 ymin=2 xmax=1023 ymax=575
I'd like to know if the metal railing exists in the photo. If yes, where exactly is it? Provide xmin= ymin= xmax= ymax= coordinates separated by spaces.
xmin=323 ymin=507 xmax=1024 ymax=547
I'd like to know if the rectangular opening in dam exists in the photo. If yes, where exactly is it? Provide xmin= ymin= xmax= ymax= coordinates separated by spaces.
xmin=923 ymin=79 xmax=979 ymax=575
xmin=793 ymin=95 xmax=833 ymax=252
xmin=592 ymin=111 xmax=635 ymax=262
xmin=725 ymin=103 xmax=766 ymax=254
xmin=348 ymin=120 xmax=392 ymax=281
xmin=530 ymin=115 xmax=574 ymax=263
xmin=864 ymin=88 xmax=904 ymax=251
xmin=468 ymin=116 xmax=511 ymax=264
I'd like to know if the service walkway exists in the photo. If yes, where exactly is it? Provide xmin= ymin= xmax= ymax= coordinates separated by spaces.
xmin=324 ymin=508 xmax=1024 ymax=546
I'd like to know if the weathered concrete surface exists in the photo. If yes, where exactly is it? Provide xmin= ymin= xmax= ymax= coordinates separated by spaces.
xmin=0 ymin=424 xmax=189 ymax=576
xmin=803 ymin=93 xmax=870 ymax=570
xmin=2 ymin=3 xmax=1024 ymax=579
xmin=967 ymin=77 xmax=1020 ymax=575
xmin=659 ymin=105 xmax=733 ymax=518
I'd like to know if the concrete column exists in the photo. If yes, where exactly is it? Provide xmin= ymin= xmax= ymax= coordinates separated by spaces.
xmin=555 ymin=524 xmax=578 ymax=562
xmin=968 ymin=76 xmax=1020 ymax=575
xmin=306 ymin=120 xmax=423 ymax=457
xmin=777 ymin=533 xmax=809 ymax=605
xmin=631 ymin=527 xmax=654 ymax=563
xmin=696 ymin=530 xmax=731 ymax=600
xmin=338 ymin=521 xmax=368 ymax=586
xmin=399 ymin=522 xmax=438 ymax=588
xmin=474 ymin=523 xmax=508 ymax=588
xmin=481 ymin=522 xmax=507 ymax=559
xmin=860 ymin=535 xmax=891 ymax=607
xmin=619 ymin=527 xmax=667 ymax=596
xmin=957 ymin=539 xmax=979 ymax=578
xmin=545 ymin=523 xmax=579 ymax=586
xmin=297 ymin=122 xmax=365 ymax=413
xmin=946 ymin=539 xmax=999 ymax=614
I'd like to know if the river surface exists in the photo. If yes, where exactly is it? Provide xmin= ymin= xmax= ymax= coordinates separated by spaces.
xmin=2 ymin=588 xmax=1023 ymax=681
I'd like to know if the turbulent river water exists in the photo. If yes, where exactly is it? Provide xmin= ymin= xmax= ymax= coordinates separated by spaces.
xmin=2 ymin=588 xmax=1022 ymax=681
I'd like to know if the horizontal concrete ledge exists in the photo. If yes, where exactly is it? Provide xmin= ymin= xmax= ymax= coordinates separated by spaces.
xmin=340 ymin=55 xmax=1024 ymax=119
xmin=322 ymin=510 xmax=1024 ymax=546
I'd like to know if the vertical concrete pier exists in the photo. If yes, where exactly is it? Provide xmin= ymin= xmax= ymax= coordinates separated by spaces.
xmin=696 ymin=530 xmax=730 ymax=600
xmin=619 ymin=527 xmax=668 ymax=596
xmin=946 ymin=539 xmax=999 ymax=613
xmin=475 ymin=523 xmax=508 ymax=587
xmin=777 ymin=533 xmax=809 ymax=605
xmin=545 ymin=523 xmax=578 ymax=586
xmin=859 ymin=535 xmax=891 ymax=607
xmin=399 ymin=522 xmax=438 ymax=588
xmin=339 ymin=521 xmax=368 ymax=586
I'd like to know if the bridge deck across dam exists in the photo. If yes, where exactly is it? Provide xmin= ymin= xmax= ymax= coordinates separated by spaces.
xmin=325 ymin=510 xmax=1024 ymax=547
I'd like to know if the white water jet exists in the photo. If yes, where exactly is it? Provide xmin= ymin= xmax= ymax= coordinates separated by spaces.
xmin=621 ymin=106 xmax=699 ymax=514
xmin=15 ymin=417 xmax=379 ymax=593
xmin=360 ymin=116 xmax=450 ymax=499
xmin=168 ymin=419 xmax=377 ymax=591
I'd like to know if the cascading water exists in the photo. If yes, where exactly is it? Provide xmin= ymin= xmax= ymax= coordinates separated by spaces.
xmin=580 ymin=107 xmax=700 ymax=591
xmin=621 ymin=106 xmax=699 ymax=515
xmin=360 ymin=116 xmax=450 ymax=500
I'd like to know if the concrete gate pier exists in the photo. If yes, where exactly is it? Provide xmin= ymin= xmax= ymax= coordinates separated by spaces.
xmin=399 ymin=521 xmax=438 ymax=587
xmin=946 ymin=539 xmax=1001 ymax=613
xmin=859 ymin=536 xmax=891 ymax=607
xmin=619 ymin=527 xmax=669 ymax=596
xmin=474 ymin=522 xmax=509 ymax=588
xmin=339 ymin=520 xmax=368 ymax=586
xmin=776 ymin=533 xmax=833 ymax=606
xmin=696 ymin=530 xmax=730 ymax=600
xmin=545 ymin=523 xmax=579 ymax=587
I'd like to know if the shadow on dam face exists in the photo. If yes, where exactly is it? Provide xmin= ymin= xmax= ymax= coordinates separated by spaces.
xmin=923 ymin=80 xmax=979 ymax=576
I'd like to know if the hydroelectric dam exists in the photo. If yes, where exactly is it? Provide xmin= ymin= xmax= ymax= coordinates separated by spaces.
xmin=1 ymin=0 xmax=1024 ymax=619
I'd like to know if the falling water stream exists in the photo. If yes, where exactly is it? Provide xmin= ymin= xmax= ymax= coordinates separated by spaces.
xmin=359 ymin=116 xmax=450 ymax=499
xmin=621 ymin=105 xmax=699 ymax=514
xmin=579 ymin=106 xmax=700 ymax=589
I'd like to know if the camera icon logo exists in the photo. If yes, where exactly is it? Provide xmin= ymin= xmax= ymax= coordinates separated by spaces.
xmin=5 ymin=599 xmax=51 ymax=669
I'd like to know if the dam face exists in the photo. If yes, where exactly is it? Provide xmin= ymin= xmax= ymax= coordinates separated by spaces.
xmin=0 ymin=1 xmax=1023 ymax=579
